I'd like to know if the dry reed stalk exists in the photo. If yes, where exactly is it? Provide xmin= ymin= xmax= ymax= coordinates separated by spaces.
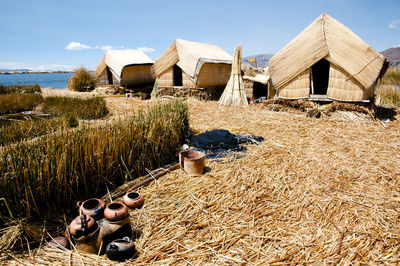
xmin=4 ymin=99 xmax=400 ymax=264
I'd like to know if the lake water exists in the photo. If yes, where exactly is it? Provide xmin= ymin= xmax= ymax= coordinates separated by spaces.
xmin=0 ymin=73 xmax=73 ymax=89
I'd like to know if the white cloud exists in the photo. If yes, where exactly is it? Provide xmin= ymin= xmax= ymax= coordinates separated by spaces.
xmin=0 ymin=61 xmax=24 ymax=68
xmin=137 ymin=46 xmax=154 ymax=53
xmin=32 ymin=64 xmax=76 ymax=71
xmin=65 ymin=41 xmax=91 ymax=50
xmin=65 ymin=41 xmax=153 ymax=53
xmin=94 ymin=45 xmax=125 ymax=51
xmin=0 ymin=61 xmax=76 ymax=71
xmin=389 ymin=20 xmax=400 ymax=29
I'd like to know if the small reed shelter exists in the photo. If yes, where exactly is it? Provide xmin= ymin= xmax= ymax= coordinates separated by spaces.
xmin=243 ymin=74 xmax=270 ymax=99
xmin=268 ymin=13 xmax=388 ymax=102
xmin=151 ymin=39 xmax=232 ymax=92
xmin=96 ymin=50 xmax=154 ymax=89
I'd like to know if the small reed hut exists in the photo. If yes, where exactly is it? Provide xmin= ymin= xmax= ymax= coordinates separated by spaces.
xmin=151 ymin=39 xmax=232 ymax=93
xmin=96 ymin=50 xmax=154 ymax=89
xmin=268 ymin=13 xmax=388 ymax=102
xmin=243 ymin=74 xmax=270 ymax=100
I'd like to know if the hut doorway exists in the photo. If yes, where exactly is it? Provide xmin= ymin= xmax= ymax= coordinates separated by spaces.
xmin=173 ymin=65 xmax=183 ymax=86
xmin=311 ymin=58 xmax=330 ymax=95
xmin=106 ymin=67 xmax=113 ymax=85
xmin=253 ymin=82 xmax=268 ymax=99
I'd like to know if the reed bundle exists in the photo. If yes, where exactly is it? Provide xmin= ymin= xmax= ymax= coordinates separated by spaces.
xmin=219 ymin=45 xmax=248 ymax=106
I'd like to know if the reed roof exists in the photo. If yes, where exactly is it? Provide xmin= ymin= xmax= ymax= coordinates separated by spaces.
xmin=269 ymin=13 xmax=387 ymax=89
xmin=152 ymin=39 xmax=232 ymax=83
xmin=96 ymin=50 xmax=154 ymax=78
xmin=243 ymin=74 xmax=270 ymax=84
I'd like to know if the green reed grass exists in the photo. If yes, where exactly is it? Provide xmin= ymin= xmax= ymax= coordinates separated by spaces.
xmin=0 ymin=84 xmax=41 ymax=94
xmin=376 ymin=85 xmax=400 ymax=107
xmin=0 ymin=94 xmax=43 ymax=115
xmin=0 ymin=116 xmax=76 ymax=146
xmin=0 ymin=100 xmax=188 ymax=226
xmin=68 ymin=67 xmax=98 ymax=92
xmin=41 ymin=96 xmax=109 ymax=119
xmin=380 ymin=66 xmax=400 ymax=85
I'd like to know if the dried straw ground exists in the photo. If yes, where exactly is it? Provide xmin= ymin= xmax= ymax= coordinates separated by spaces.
xmin=4 ymin=99 xmax=400 ymax=265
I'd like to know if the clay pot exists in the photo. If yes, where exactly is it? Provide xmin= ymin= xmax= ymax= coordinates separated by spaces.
xmin=77 ymin=198 xmax=105 ymax=220
xmin=47 ymin=236 xmax=70 ymax=249
xmin=68 ymin=214 xmax=98 ymax=239
xmin=106 ymin=237 xmax=136 ymax=261
xmin=74 ymin=226 xmax=101 ymax=254
xmin=104 ymin=202 xmax=129 ymax=222
xmin=123 ymin=191 xmax=144 ymax=209
xmin=179 ymin=150 xmax=206 ymax=176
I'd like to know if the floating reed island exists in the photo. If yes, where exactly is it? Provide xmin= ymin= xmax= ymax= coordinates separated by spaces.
xmin=2 ymin=98 xmax=398 ymax=264
xmin=1 ymin=11 xmax=400 ymax=265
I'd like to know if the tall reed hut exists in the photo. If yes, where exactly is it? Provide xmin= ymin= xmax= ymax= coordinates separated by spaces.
xmin=151 ymin=39 xmax=232 ymax=98
xmin=96 ymin=50 xmax=154 ymax=89
xmin=268 ymin=13 xmax=388 ymax=102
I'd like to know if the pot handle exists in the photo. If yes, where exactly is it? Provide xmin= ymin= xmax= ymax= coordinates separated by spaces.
xmin=76 ymin=201 xmax=82 ymax=208
xmin=179 ymin=151 xmax=185 ymax=169
xmin=109 ymin=243 xmax=118 ymax=250
xmin=122 ymin=236 xmax=130 ymax=241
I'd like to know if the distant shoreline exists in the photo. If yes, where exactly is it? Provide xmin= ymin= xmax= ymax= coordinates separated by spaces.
xmin=0 ymin=71 xmax=74 ymax=75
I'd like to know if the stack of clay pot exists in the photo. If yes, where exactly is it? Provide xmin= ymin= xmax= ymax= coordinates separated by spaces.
xmin=47 ymin=189 xmax=145 ymax=262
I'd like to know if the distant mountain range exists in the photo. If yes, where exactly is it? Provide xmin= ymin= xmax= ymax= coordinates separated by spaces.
xmin=0 ymin=68 xmax=32 ymax=72
xmin=242 ymin=54 xmax=274 ymax=68
xmin=381 ymin=47 xmax=400 ymax=66
xmin=242 ymin=47 xmax=400 ymax=69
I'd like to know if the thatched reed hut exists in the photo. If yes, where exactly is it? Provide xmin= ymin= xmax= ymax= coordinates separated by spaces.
xmin=151 ymin=39 xmax=232 ymax=92
xmin=268 ymin=13 xmax=388 ymax=102
xmin=96 ymin=50 xmax=154 ymax=88
xmin=243 ymin=74 xmax=271 ymax=99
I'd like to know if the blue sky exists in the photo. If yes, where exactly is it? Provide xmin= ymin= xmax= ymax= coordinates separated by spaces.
xmin=0 ymin=0 xmax=399 ymax=71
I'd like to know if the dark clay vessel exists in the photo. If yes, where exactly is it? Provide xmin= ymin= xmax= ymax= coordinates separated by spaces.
xmin=77 ymin=198 xmax=105 ymax=220
xmin=104 ymin=202 xmax=129 ymax=222
xmin=106 ymin=237 xmax=136 ymax=261
xmin=123 ymin=191 xmax=145 ymax=209
xmin=68 ymin=214 xmax=98 ymax=239
xmin=47 ymin=236 xmax=70 ymax=249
